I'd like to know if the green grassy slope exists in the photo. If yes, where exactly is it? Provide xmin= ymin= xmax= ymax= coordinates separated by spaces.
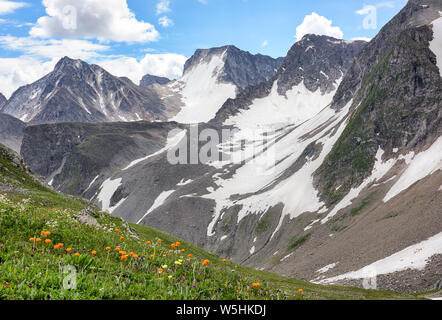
xmin=0 ymin=144 xmax=421 ymax=300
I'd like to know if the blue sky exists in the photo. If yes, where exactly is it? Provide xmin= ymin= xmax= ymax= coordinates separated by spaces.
xmin=0 ymin=0 xmax=407 ymax=97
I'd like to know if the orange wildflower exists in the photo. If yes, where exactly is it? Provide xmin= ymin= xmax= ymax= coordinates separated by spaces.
xmin=146 ymin=241 xmax=151 ymax=245
xmin=45 ymin=239 xmax=52 ymax=244
xmin=188 ymin=254 xmax=192 ymax=258
xmin=53 ymin=245 xmax=60 ymax=249
xmin=222 ymin=259 xmax=227 ymax=263
xmin=252 ymin=283 xmax=261 ymax=287
xmin=298 ymin=289 xmax=303 ymax=294
xmin=105 ymin=247 xmax=111 ymax=251
xmin=175 ymin=242 xmax=181 ymax=247
xmin=115 ymin=228 xmax=120 ymax=233
xmin=66 ymin=248 xmax=72 ymax=253
xmin=202 ymin=259 xmax=210 ymax=266
xmin=171 ymin=244 xmax=176 ymax=249
xmin=58 ymin=243 xmax=64 ymax=248
xmin=74 ymin=253 xmax=80 ymax=257
xmin=36 ymin=238 xmax=42 ymax=242
xmin=181 ymin=249 xmax=185 ymax=252
xmin=158 ymin=268 xmax=163 ymax=273
xmin=149 ymin=254 xmax=154 ymax=259
xmin=29 ymin=238 xmax=35 ymax=242
xmin=119 ymin=251 xmax=127 ymax=255
xmin=132 ymin=254 xmax=139 ymax=259
xmin=157 ymin=239 xmax=162 ymax=243
xmin=91 ymin=250 xmax=97 ymax=255
xmin=121 ymin=255 xmax=128 ymax=261
xmin=115 ymin=247 xmax=120 ymax=251
xmin=120 ymin=236 xmax=124 ymax=240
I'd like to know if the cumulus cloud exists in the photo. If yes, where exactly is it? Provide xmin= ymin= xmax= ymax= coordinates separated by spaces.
xmin=156 ymin=0 xmax=171 ymax=15
xmin=295 ymin=12 xmax=344 ymax=42
xmin=30 ymin=0 xmax=159 ymax=43
xmin=0 ymin=0 xmax=27 ymax=15
xmin=0 ymin=36 xmax=109 ymax=60
xmin=351 ymin=36 xmax=372 ymax=42
xmin=158 ymin=16 xmax=174 ymax=28
xmin=0 ymin=56 xmax=56 ymax=98
xmin=96 ymin=53 xmax=188 ymax=84
xmin=261 ymin=40 xmax=268 ymax=47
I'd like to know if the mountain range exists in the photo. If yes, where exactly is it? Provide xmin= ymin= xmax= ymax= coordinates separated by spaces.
xmin=0 ymin=0 xmax=441 ymax=294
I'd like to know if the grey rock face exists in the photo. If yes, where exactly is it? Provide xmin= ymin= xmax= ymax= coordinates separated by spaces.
xmin=0 ymin=93 xmax=7 ymax=109
xmin=183 ymin=45 xmax=283 ymax=89
xmin=315 ymin=0 xmax=442 ymax=207
xmin=0 ymin=113 xmax=26 ymax=153
xmin=2 ymin=57 xmax=172 ymax=124
xmin=140 ymin=74 xmax=171 ymax=86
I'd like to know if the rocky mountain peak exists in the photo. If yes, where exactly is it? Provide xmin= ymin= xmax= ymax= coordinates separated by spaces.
xmin=182 ymin=45 xmax=283 ymax=89
xmin=140 ymin=74 xmax=171 ymax=86
xmin=276 ymin=34 xmax=367 ymax=95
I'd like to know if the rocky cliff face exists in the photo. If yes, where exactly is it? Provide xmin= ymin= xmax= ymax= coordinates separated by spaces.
xmin=140 ymin=74 xmax=171 ymax=86
xmin=0 ymin=113 xmax=26 ymax=153
xmin=0 ymin=93 xmax=7 ymax=109
xmin=1 ymin=57 xmax=174 ymax=124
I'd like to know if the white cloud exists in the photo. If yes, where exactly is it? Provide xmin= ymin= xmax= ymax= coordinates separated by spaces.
xmin=158 ymin=16 xmax=174 ymax=28
xmin=197 ymin=0 xmax=208 ymax=4
xmin=95 ymin=53 xmax=187 ymax=84
xmin=156 ymin=0 xmax=171 ymax=15
xmin=0 ymin=0 xmax=27 ymax=15
xmin=261 ymin=40 xmax=268 ymax=47
xmin=0 ymin=36 xmax=109 ymax=60
xmin=351 ymin=36 xmax=372 ymax=42
xmin=30 ymin=0 xmax=159 ymax=43
xmin=0 ymin=56 xmax=56 ymax=98
xmin=295 ymin=12 xmax=344 ymax=42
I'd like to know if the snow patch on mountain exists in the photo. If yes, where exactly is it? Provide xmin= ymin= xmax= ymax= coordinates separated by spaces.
xmin=97 ymin=177 xmax=123 ymax=213
xmin=318 ymin=231 xmax=442 ymax=284
xmin=137 ymin=190 xmax=175 ymax=224
xmin=203 ymin=78 xmax=351 ymax=237
xmin=170 ymin=50 xmax=237 ymax=124
xmin=430 ymin=16 xmax=442 ymax=77
xmin=321 ymin=147 xmax=397 ymax=224
xmin=383 ymin=136 xmax=442 ymax=203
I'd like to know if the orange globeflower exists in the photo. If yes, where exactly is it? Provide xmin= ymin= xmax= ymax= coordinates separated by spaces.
xmin=188 ymin=254 xmax=192 ymax=258
xmin=115 ymin=228 xmax=120 ymax=233
xmin=146 ymin=241 xmax=151 ymax=245
xmin=149 ymin=254 xmax=154 ymax=259
xmin=66 ymin=248 xmax=72 ymax=253
xmin=119 ymin=251 xmax=127 ymax=255
xmin=158 ymin=268 xmax=163 ymax=273
xmin=132 ymin=254 xmax=139 ymax=259
xmin=202 ymin=259 xmax=210 ymax=266
xmin=115 ymin=247 xmax=120 ymax=251
xmin=120 ymin=236 xmax=124 ymax=240
xmin=121 ymin=255 xmax=128 ymax=261
xmin=45 ymin=239 xmax=52 ymax=244
xmin=252 ymin=283 xmax=261 ymax=288
xmin=157 ymin=239 xmax=162 ymax=243
xmin=181 ymin=249 xmax=185 ymax=252
xmin=171 ymin=244 xmax=176 ymax=249
xmin=29 ymin=238 xmax=35 ymax=242
xmin=222 ymin=259 xmax=227 ymax=263
xmin=105 ymin=247 xmax=111 ymax=251
xmin=36 ymin=238 xmax=42 ymax=242
xmin=74 ymin=252 xmax=80 ymax=257
xmin=298 ymin=289 xmax=303 ymax=294
xmin=58 ymin=243 xmax=64 ymax=248
xmin=91 ymin=250 xmax=97 ymax=255
xmin=175 ymin=242 xmax=181 ymax=247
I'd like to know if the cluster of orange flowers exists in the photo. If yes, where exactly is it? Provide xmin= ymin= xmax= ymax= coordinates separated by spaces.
xmin=252 ymin=283 xmax=261 ymax=287
xmin=202 ymin=259 xmax=210 ymax=266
